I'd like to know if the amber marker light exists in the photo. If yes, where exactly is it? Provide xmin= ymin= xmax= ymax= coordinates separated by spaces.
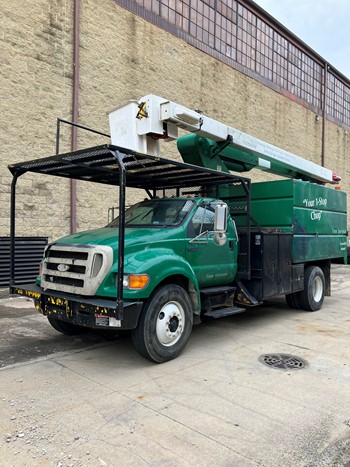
xmin=128 ymin=274 xmax=150 ymax=289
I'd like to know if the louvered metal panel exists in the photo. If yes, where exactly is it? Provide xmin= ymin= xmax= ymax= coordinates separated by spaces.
xmin=0 ymin=237 xmax=47 ymax=287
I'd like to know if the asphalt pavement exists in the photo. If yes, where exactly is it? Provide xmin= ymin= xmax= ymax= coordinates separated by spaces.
xmin=0 ymin=265 xmax=350 ymax=466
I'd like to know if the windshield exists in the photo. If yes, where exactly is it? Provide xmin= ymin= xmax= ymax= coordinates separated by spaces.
xmin=108 ymin=199 xmax=194 ymax=228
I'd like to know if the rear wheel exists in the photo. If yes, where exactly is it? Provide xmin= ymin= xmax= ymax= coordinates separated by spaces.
xmin=298 ymin=266 xmax=325 ymax=311
xmin=47 ymin=316 xmax=88 ymax=335
xmin=132 ymin=284 xmax=193 ymax=363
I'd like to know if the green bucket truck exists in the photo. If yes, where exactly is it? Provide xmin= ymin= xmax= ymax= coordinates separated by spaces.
xmin=9 ymin=95 xmax=347 ymax=363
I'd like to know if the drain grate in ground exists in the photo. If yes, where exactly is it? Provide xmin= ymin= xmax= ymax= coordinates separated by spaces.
xmin=259 ymin=353 xmax=308 ymax=370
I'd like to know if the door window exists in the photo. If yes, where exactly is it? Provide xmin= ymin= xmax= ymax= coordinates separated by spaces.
xmin=188 ymin=204 xmax=215 ymax=237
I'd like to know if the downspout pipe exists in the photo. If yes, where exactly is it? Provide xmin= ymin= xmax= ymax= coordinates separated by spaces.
xmin=71 ymin=0 xmax=80 ymax=234
xmin=321 ymin=62 xmax=328 ymax=167
xmin=9 ymin=173 xmax=20 ymax=291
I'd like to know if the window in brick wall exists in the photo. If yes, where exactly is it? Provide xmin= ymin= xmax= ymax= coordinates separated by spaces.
xmin=189 ymin=0 xmax=216 ymax=48
xmin=327 ymin=74 xmax=350 ymax=126
xmin=256 ymin=18 xmax=273 ymax=81
xmin=215 ymin=1 xmax=237 ymax=59
xmin=124 ymin=0 xmax=350 ymax=128
xmin=236 ymin=3 xmax=256 ymax=71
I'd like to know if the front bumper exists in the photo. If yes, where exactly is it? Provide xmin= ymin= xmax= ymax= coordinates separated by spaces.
xmin=11 ymin=284 xmax=143 ymax=330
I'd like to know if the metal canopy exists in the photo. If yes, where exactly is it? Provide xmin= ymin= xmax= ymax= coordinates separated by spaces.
xmin=8 ymin=144 xmax=248 ymax=189
xmin=8 ymin=143 xmax=250 ymax=308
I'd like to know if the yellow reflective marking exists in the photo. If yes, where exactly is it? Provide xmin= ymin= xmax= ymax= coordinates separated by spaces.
xmin=16 ymin=289 xmax=40 ymax=299
xmin=26 ymin=291 xmax=40 ymax=299
xmin=48 ymin=297 xmax=67 ymax=306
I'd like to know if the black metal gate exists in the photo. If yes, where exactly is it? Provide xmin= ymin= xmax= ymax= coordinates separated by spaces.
xmin=0 ymin=237 xmax=48 ymax=288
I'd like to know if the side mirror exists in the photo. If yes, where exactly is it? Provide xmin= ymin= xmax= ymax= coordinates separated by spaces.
xmin=214 ymin=204 xmax=228 ymax=246
xmin=214 ymin=204 xmax=227 ymax=232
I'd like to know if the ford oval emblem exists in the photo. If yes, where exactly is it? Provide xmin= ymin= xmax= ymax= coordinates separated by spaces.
xmin=57 ymin=263 xmax=70 ymax=272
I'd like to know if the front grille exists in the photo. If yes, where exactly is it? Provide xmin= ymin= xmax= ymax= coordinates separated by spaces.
xmin=41 ymin=244 xmax=113 ymax=295
xmin=46 ymin=262 xmax=86 ymax=274
xmin=48 ymin=250 xmax=89 ymax=261
xmin=43 ymin=274 xmax=84 ymax=288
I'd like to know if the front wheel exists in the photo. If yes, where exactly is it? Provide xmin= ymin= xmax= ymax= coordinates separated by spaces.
xmin=297 ymin=266 xmax=325 ymax=311
xmin=132 ymin=284 xmax=193 ymax=363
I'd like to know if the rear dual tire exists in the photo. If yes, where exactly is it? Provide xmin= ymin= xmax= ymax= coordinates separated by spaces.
xmin=286 ymin=266 xmax=325 ymax=312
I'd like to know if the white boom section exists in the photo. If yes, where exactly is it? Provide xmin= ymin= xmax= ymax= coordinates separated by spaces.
xmin=109 ymin=94 xmax=336 ymax=184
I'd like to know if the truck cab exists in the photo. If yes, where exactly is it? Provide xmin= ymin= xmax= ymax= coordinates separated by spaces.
xmin=39 ymin=196 xmax=238 ymax=308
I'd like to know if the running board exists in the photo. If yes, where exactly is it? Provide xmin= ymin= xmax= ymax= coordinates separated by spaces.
xmin=204 ymin=306 xmax=246 ymax=319
xmin=200 ymin=286 xmax=236 ymax=296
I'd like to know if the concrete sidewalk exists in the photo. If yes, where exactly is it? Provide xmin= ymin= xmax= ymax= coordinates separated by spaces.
xmin=0 ymin=266 xmax=350 ymax=466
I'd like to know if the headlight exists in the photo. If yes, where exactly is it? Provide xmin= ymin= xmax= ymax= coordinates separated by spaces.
xmin=121 ymin=274 xmax=150 ymax=289
xmin=122 ymin=275 xmax=129 ymax=288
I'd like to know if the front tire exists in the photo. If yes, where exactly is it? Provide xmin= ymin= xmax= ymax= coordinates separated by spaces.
xmin=132 ymin=284 xmax=193 ymax=363
xmin=47 ymin=316 xmax=88 ymax=335
xmin=298 ymin=266 xmax=325 ymax=311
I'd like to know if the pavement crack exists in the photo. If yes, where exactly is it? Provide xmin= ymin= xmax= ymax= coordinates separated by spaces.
xmin=51 ymin=360 xmax=115 ymax=393
xmin=122 ymin=393 xmax=264 ymax=466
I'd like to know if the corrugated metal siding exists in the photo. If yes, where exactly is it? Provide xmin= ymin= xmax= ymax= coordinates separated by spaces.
xmin=0 ymin=237 xmax=48 ymax=287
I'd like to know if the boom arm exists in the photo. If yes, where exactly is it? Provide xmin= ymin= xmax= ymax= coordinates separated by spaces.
xmin=109 ymin=94 xmax=340 ymax=184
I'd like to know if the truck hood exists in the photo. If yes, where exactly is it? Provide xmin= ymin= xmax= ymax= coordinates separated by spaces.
xmin=54 ymin=227 xmax=177 ymax=249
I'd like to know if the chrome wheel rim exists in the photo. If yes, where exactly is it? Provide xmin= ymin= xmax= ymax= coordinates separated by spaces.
xmin=312 ymin=276 xmax=323 ymax=302
xmin=156 ymin=301 xmax=185 ymax=346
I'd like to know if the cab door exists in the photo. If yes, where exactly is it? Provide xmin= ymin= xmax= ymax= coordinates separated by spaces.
xmin=185 ymin=203 xmax=238 ymax=288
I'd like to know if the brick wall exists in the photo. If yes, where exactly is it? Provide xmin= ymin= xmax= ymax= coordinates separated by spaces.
xmin=0 ymin=0 xmax=73 ymax=240
xmin=1 ymin=0 xmax=349 ymax=241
